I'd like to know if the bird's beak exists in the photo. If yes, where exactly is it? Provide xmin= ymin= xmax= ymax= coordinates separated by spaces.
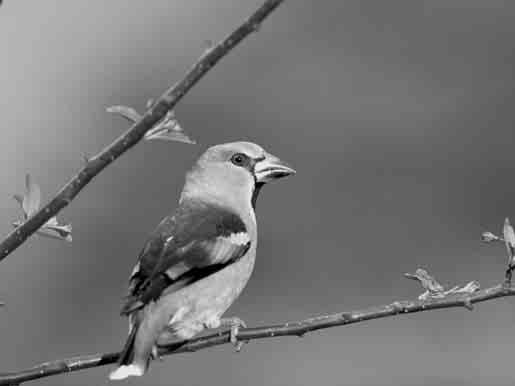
xmin=254 ymin=153 xmax=296 ymax=183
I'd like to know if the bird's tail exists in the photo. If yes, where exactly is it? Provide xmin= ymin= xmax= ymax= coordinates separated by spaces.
xmin=109 ymin=318 xmax=148 ymax=381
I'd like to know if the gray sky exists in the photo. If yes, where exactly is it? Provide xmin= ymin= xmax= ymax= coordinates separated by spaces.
xmin=1 ymin=1 xmax=515 ymax=386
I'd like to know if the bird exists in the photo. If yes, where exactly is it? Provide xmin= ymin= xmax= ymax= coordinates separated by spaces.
xmin=109 ymin=141 xmax=295 ymax=380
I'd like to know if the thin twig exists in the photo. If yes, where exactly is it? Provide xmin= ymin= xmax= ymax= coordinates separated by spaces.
xmin=0 ymin=282 xmax=512 ymax=385
xmin=0 ymin=0 xmax=285 ymax=262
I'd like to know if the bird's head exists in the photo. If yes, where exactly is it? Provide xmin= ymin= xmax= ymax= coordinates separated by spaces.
xmin=181 ymin=141 xmax=295 ymax=210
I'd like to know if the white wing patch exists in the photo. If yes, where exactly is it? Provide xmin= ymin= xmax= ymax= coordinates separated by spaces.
xmin=200 ymin=232 xmax=250 ymax=264
xmin=163 ymin=232 xmax=251 ymax=283
xmin=165 ymin=261 xmax=190 ymax=280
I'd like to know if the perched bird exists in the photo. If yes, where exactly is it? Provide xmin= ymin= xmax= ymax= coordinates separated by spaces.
xmin=109 ymin=141 xmax=295 ymax=380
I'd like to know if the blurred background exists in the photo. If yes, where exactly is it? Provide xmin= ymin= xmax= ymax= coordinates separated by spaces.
xmin=1 ymin=1 xmax=515 ymax=385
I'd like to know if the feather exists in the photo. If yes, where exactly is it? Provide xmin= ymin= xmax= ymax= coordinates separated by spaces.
xmin=109 ymin=364 xmax=145 ymax=380
xmin=121 ymin=199 xmax=250 ymax=316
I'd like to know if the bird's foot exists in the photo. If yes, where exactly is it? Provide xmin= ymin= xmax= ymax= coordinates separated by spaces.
xmin=219 ymin=317 xmax=248 ymax=352
xmin=150 ymin=345 xmax=163 ymax=361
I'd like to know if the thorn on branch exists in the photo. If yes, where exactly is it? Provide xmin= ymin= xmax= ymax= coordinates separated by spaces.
xmin=201 ymin=40 xmax=216 ymax=59
xmin=339 ymin=312 xmax=354 ymax=322
xmin=391 ymin=301 xmax=410 ymax=313
xmin=82 ymin=153 xmax=91 ymax=165
xmin=12 ymin=174 xmax=72 ymax=242
xmin=146 ymin=98 xmax=155 ymax=109
xmin=204 ymin=40 xmax=214 ymax=50
xmin=462 ymin=298 xmax=474 ymax=311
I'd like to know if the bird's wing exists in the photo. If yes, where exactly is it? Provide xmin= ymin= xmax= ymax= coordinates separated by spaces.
xmin=121 ymin=201 xmax=251 ymax=315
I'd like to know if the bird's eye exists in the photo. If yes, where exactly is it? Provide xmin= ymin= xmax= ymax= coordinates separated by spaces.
xmin=231 ymin=153 xmax=248 ymax=166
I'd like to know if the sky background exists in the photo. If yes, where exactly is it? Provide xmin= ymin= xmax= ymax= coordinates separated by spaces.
xmin=1 ymin=1 xmax=515 ymax=385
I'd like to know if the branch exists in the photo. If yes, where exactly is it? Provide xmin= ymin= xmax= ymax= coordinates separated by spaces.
xmin=0 ymin=281 xmax=513 ymax=385
xmin=0 ymin=0 xmax=285 ymax=262
xmin=1 ymin=217 xmax=513 ymax=384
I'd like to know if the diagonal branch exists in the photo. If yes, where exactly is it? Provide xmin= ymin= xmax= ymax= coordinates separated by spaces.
xmin=0 ymin=0 xmax=285 ymax=262
xmin=0 ymin=281 xmax=513 ymax=385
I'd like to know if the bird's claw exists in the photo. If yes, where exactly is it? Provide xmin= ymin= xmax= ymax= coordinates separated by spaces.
xmin=151 ymin=345 xmax=163 ymax=361
xmin=220 ymin=317 xmax=247 ymax=352
xmin=230 ymin=323 xmax=244 ymax=352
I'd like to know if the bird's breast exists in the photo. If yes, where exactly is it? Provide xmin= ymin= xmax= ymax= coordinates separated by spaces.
xmin=155 ymin=241 xmax=257 ymax=339
xmin=182 ymin=243 xmax=256 ymax=310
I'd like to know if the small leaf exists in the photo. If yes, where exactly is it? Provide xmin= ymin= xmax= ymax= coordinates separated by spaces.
xmin=481 ymin=231 xmax=501 ymax=243
xmin=22 ymin=174 xmax=41 ymax=218
xmin=452 ymin=280 xmax=480 ymax=294
xmin=107 ymin=104 xmax=195 ymax=144
xmin=12 ymin=194 xmax=23 ymax=207
xmin=405 ymin=268 xmax=445 ymax=294
xmin=144 ymin=112 xmax=196 ymax=144
xmin=106 ymin=105 xmax=142 ymax=123
xmin=13 ymin=219 xmax=72 ymax=242
xmin=406 ymin=269 xmax=480 ymax=300
xmin=40 ymin=221 xmax=73 ymax=242
xmin=12 ymin=175 xmax=72 ymax=243
xmin=145 ymin=128 xmax=196 ymax=144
